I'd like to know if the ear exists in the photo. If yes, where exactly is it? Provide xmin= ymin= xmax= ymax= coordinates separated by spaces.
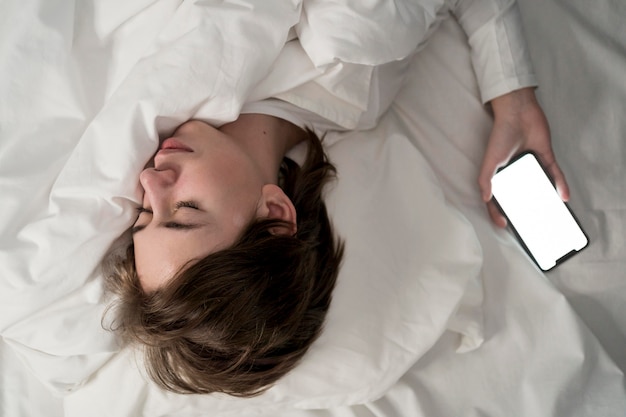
xmin=257 ymin=184 xmax=297 ymax=236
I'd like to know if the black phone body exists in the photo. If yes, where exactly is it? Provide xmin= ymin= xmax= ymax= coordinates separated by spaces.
xmin=491 ymin=152 xmax=588 ymax=271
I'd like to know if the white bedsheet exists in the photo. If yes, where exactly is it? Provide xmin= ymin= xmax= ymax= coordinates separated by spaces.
xmin=1 ymin=0 xmax=625 ymax=416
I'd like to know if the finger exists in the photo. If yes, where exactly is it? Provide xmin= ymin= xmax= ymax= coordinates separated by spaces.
xmin=478 ymin=164 xmax=496 ymax=203
xmin=546 ymin=160 xmax=570 ymax=202
xmin=478 ymin=147 xmax=507 ymax=203
xmin=534 ymin=150 xmax=571 ymax=202
xmin=487 ymin=199 xmax=508 ymax=228
xmin=478 ymin=129 xmax=519 ymax=202
xmin=479 ymin=150 xmax=514 ymax=203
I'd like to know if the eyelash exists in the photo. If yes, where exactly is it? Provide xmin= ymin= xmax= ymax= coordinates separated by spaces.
xmin=135 ymin=201 xmax=199 ymax=214
xmin=175 ymin=201 xmax=199 ymax=210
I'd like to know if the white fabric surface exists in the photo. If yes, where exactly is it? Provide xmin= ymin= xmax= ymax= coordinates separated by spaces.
xmin=1 ymin=0 xmax=625 ymax=416
xmin=252 ymin=0 xmax=540 ymax=131
xmin=518 ymin=0 xmax=626 ymax=373
xmin=296 ymin=0 xmax=538 ymax=102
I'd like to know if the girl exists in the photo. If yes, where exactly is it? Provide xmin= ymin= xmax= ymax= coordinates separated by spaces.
xmin=105 ymin=0 xmax=569 ymax=397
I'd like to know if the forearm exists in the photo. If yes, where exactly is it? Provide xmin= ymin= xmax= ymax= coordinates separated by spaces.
xmin=447 ymin=0 xmax=537 ymax=103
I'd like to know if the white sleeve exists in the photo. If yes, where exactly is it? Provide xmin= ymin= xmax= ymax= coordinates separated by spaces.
xmin=447 ymin=0 xmax=538 ymax=103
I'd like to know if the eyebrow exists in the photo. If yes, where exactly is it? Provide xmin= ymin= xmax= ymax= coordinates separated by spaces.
xmin=131 ymin=222 xmax=205 ymax=235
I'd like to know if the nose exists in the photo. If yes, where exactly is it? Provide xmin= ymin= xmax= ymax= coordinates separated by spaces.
xmin=139 ymin=168 xmax=177 ymax=211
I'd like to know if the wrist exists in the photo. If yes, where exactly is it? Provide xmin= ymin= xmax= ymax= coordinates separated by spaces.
xmin=490 ymin=87 xmax=539 ymax=119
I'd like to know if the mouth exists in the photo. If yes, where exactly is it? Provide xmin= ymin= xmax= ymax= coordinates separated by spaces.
xmin=159 ymin=138 xmax=193 ymax=152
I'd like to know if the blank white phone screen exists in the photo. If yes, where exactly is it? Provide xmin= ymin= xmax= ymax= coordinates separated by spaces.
xmin=491 ymin=154 xmax=587 ymax=270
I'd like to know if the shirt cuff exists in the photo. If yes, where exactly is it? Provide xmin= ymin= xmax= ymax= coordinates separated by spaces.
xmin=466 ymin=2 xmax=538 ymax=103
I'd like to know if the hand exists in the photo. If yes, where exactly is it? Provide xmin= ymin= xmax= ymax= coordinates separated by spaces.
xmin=478 ymin=87 xmax=570 ymax=227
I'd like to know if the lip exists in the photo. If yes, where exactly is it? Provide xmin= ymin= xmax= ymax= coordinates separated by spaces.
xmin=156 ymin=148 xmax=191 ymax=156
xmin=159 ymin=138 xmax=193 ymax=152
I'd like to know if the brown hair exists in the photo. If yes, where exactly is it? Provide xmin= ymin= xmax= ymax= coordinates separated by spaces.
xmin=104 ymin=129 xmax=344 ymax=396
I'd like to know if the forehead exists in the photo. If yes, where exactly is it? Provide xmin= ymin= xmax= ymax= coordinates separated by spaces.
xmin=133 ymin=225 xmax=223 ymax=291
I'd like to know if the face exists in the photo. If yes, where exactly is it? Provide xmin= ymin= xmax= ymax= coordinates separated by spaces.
xmin=132 ymin=120 xmax=266 ymax=291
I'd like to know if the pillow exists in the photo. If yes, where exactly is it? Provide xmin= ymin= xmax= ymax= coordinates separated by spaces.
xmin=297 ymin=0 xmax=449 ymax=67
xmin=64 ymin=109 xmax=484 ymax=416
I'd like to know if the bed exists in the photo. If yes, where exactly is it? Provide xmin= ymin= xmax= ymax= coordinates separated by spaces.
xmin=1 ymin=0 xmax=625 ymax=416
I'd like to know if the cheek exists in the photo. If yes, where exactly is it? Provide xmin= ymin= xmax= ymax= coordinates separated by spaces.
xmin=233 ymin=194 xmax=258 ymax=227
xmin=231 ymin=209 xmax=251 ymax=229
xmin=225 ymin=185 xmax=262 ymax=232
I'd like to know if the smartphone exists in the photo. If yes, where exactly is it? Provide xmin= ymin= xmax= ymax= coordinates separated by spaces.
xmin=491 ymin=152 xmax=588 ymax=271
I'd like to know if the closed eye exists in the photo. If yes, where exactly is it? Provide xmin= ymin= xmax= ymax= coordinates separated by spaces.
xmin=175 ymin=201 xmax=200 ymax=210
xmin=132 ymin=201 xmax=203 ymax=235
xmin=131 ymin=221 xmax=203 ymax=235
